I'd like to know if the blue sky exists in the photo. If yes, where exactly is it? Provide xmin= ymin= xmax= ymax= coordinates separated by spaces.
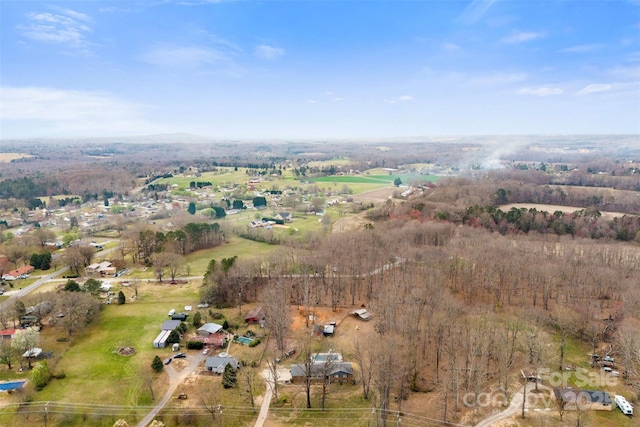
xmin=1 ymin=0 xmax=639 ymax=139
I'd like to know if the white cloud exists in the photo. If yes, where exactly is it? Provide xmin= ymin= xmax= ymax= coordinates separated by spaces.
xmin=457 ymin=0 xmax=498 ymax=24
xmin=442 ymin=42 xmax=461 ymax=52
xmin=385 ymin=96 xmax=414 ymax=104
xmin=18 ymin=8 xmax=92 ymax=49
xmin=502 ymin=31 xmax=545 ymax=44
xmin=560 ymin=44 xmax=603 ymax=53
xmin=140 ymin=45 xmax=228 ymax=67
xmin=517 ymin=87 xmax=563 ymax=96
xmin=577 ymin=84 xmax=612 ymax=95
xmin=254 ymin=44 xmax=285 ymax=60
xmin=0 ymin=86 xmax=162 ymax=136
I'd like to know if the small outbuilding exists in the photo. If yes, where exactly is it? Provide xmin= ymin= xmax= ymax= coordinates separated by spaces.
xmin=0 ymin=329 xmax=16 ymax=340
xmin=153 ymin=330 xmax=171 ymax=348
xmin=351 ymin=308 xmax=372 ymax=321
xmin=171 ymin=313 xmax=188 ymax=321
xmin=22 ymin=347 xmax=43 ymax=359
xmin=161 ymin=320 xmax=181 ymax=331
xmin=197 ymin=323 xmax=224 ymax=337
xmin=244 ymin=307 xmax=266 ymax=324
xmin=322 ymin=325 xmax=335 ymax=336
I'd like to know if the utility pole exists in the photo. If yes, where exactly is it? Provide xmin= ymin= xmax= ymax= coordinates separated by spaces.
xmin=522 ymin=379 xmax=527 ymax=419
xmin=44 ymin=401 xmax=49 ymax=427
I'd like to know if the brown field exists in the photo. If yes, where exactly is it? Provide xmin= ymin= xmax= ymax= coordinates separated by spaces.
xmin=0 ymin=153 xmax=33 ymax=162
xmin=500 ymin=203 xmax=632 ymax=219
xmin=331 ymin=211 xmax=371 ymax=233
xmin=351 ymin=187 xmax=395 ymax=203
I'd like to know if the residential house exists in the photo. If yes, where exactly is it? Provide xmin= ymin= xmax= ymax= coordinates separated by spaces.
xmin=2 ymin=265 xmax=35 ymax=281
xmin=195 ymin=333 xmax=227 ymax=349
xmin=205 ymin=356 xmax=240 ymax=374
xmin=554 ymin=387 xmax=613 ymax=412
xmin=274 ymin=212 xmax=293 ymax=222
xmin=85 ymin=261 xmax=116 ymax=276
xmin=290 ymin=362 xmax=354 ymax=385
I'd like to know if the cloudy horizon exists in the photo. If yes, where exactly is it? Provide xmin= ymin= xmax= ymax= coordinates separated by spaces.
xmin=1 ymin=1 xmax=639 ymax=139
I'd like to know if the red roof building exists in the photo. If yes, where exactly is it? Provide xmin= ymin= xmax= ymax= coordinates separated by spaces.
xmin=0 ymin=329 xmax=16 ymax=340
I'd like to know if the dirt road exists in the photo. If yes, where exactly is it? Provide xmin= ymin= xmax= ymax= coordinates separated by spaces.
xmin=135 ymin=352 xmax=207 ymax=427
xmin=474 ymin=383 xmax=553 ymax=427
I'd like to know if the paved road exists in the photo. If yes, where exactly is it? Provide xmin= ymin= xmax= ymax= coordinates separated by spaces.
xmin=255 ymin=369 xmax=275 ymax=427
xmin=0 ymin=266 xmax=69 ymax=312
xmin=0 ymin=242 xmax=122 ymax=312
xmin=474 ymin=383 xmax=553 ymax=427
xmin=136 ymin=352 xmax=208 ymax=427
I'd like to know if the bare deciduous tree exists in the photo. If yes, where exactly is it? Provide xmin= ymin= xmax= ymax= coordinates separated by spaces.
xmin=200 ymin=380 xmax=221 ymax=425
xmin=266 ymin=357 xmax=281 ymax=401
xmin=354 ymin=334 xmax=373 ymax=400
xmin=56 ymin=292 xmax=100 ymax=336
xmin=166 ymin=253 xmax=186 ymax=281
xmin=264 ymin=278 xmax=290 ymax=357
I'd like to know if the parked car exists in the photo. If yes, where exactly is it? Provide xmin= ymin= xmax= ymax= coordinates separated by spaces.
xmin=174 ymin=353 xmax=186 ymax=359
xmin=202 ymin=348 xmax=210 ymax=355
xmin=197 ymin=303 xmax=209 ymax=308
xmin=164 ymin=357 xmax=172 ymax=365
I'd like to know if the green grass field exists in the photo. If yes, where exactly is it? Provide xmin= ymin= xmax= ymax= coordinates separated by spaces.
xmin=312 ymin=174 xmax=439 ymax=185
xmin=154 ymin=168 xmax=256 ymax=190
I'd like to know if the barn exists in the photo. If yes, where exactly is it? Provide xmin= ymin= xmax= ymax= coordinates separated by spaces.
xmin=244 ymin=307 xmax=266 ymax=324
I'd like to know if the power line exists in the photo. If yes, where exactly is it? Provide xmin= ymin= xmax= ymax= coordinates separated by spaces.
xmin=3 ymin=401 xmax=465 ymax=426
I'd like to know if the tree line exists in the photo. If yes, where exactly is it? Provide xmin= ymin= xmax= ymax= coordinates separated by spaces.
xmin=198 ymin=216 xmax=639 ymax=424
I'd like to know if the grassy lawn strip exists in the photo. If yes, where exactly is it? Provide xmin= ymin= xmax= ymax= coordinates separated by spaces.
xmin=269 ymin=387 xmax=372 ymax=426
xmin=34 ymin=296 xmax=195 ymax=407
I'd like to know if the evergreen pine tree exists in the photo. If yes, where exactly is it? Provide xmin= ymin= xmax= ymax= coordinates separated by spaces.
xmin=117 ymin=291 xmax=126 ymax=305
xmin=193 ymin=312 xmax=203 ymax=328
xmin=167 ymin=329 xmax=181 ymax=344
xmin=151 ymin=355 xmax=164 ymax=372
xmin=222 ymin=363 xmax=237 ymax=388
